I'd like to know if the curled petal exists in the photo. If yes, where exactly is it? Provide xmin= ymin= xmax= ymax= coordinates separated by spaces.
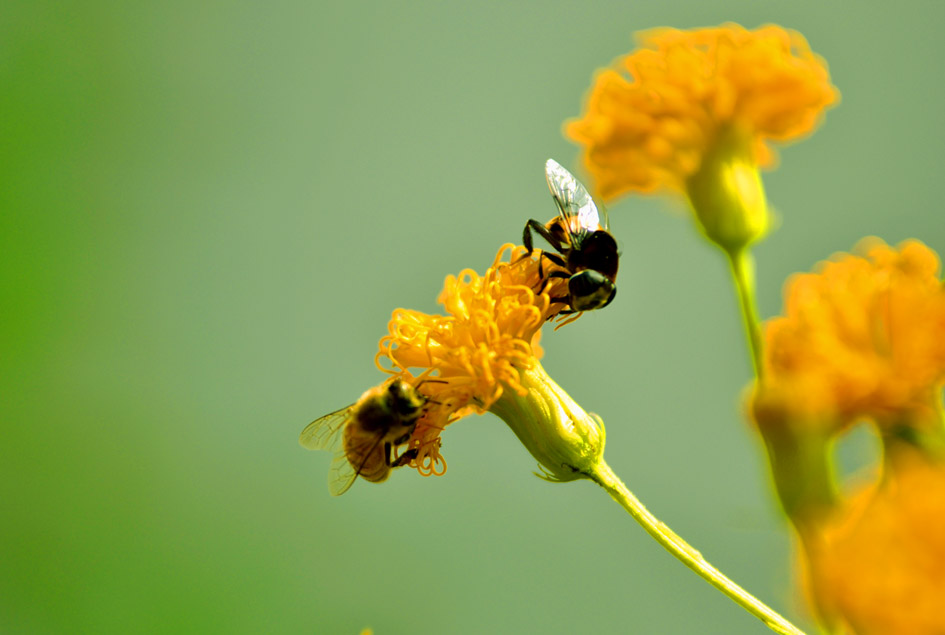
xmin=375 ymin=245 xmax=571 ymax=475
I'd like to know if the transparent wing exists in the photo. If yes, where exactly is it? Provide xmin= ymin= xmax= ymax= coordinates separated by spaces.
xmin=327 ymin=450 xmax=358 ymax=496
xmin=544 ymin=159 xmax=602 ymax=239
xmin=597 ymin=199 xmax=611 ymax=232
xmin=326 ymin=433 xmax=385 ymax=496
xmin=299 ymin=406 xmax=351 ymax=451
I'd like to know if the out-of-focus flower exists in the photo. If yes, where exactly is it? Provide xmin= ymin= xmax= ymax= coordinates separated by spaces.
xmin=748 ymin=238 xmax=945 ymax=634
xmin=804 ymin=448 xmax=945 ymax=634
xmin=376 ymin=245 xmax=605 ymax=481
xmin=754 ymin=239 xmax=945 ymax=435
xmin=567 ymin=23 xmax=838 ymax=197
xmin=566 ymin=24 xmax=838 ymax=251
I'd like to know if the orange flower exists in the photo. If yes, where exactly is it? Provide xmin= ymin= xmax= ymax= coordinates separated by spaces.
xmin=376 ymin=244 xmax=573 ymax=475
xmin=567 ymin=24 xmax=838 ymax=200
xmin=754 ymin=239 xmax=945 ymax=433
xmin=804 ymin=448 xmax=945 ymax=634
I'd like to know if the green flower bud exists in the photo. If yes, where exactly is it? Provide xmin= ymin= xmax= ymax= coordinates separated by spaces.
xmin=488 ymin=362 xmax=605 ymax=482
xmin=685 ymin=125 xmax=769 ymax=252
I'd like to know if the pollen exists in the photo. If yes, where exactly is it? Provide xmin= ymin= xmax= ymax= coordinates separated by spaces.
xmin=376 ymin=245 xmax=570 ymax=474
xmin=754 ymin=239 xmax=945 ymax=432
xmin=565 ymin=24 xmax=839 ymax=200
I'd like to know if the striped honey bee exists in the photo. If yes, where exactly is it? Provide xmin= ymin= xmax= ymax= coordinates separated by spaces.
xmin=299 ymin=378 xmax=424 ymax=495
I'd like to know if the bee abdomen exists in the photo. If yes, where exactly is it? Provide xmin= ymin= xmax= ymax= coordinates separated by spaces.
xmin=356 ymin=458 xmax=390 ymax=483
xmin=342 ymin=430 xmax=391 ymax=484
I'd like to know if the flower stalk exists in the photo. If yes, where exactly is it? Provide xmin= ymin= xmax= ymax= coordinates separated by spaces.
xmin=488 ymin=362 xmax=804 ymax=634
xmin=726 ymin=247 xmax=765 ymax=379
xmin=589 ymin=462 xmax=805 ymax=635
xmin=755 ymin=424 xmax=838 ymax=528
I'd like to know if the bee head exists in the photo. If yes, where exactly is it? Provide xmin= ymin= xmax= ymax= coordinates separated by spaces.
xmin=387 ymin=379 xmax=424 ymax=418
xmin=568 ymin=270 xmax=617 ymax=311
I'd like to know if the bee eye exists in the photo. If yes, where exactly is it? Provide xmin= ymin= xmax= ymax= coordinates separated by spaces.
xmin=569 ymin=271 xmax=615 ymax=311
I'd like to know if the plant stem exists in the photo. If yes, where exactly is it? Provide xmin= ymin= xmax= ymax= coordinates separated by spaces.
xmin=726 ymin=247 xmax=764 ymax=379
xmin=589 ymin=461 xmax=806 ymax=635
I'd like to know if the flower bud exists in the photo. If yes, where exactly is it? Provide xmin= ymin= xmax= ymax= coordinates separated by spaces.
xmin=685 ymin=125 xmax=769 ymax=252
xmin=488 ymin=362 xmax=606 ymax=482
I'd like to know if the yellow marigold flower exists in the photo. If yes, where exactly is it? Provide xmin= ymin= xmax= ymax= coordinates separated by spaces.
xmin=376 ymin=245 xmax=605 ymax=481
xmin=567 ymin=23 xmax=837 ymax=197
xmin=754 ymin=239 xmax=945 ymax=434
xmin=566 ymin=24 xmax=838 ymax=250
xmin=804 ymin=448 xmax=945 ymax=634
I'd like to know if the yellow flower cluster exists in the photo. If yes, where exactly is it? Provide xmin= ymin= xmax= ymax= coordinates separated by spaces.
xmin=376 ymin=245 xmax=569 ymax=475
xmin=566 ymin=24 xmax=838 ymax=200
xmin=754 ymin=239 xmax=945 ymax=433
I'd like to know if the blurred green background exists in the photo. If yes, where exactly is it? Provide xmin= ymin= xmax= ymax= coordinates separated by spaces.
xmin=3 ymin=1 xmax=944 ymax=633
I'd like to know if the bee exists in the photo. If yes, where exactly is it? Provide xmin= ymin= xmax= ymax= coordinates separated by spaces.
xmin=523 ymin=159 xmax=619 ymax=313
xmin=299 ymin=378 xmax=425 ymax=496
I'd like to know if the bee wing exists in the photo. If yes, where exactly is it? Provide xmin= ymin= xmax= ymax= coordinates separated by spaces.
xmin=299 ymin=406 xmax=350 ymax=451
xmin=326 ymin=432 xmax=386 ymax=496
xmin=327 ymin=451 xmax=358 ymax=496
xmin=545 ymin=159 xmax=603 ymax=243
xmin=599 ymin=200 xmax=610 ymax=232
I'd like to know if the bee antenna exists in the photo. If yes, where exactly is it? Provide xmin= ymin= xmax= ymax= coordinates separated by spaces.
xmin=416 ymin=378 xmax=448 ymax=389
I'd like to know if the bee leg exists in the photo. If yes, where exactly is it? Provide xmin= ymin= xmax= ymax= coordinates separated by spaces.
xmin=523 ymin=219 xmax=538 ymax=254
xmin=520 ymin=220 xmax=543 ymax=264
xmin=524 ymin=219 xmax=568 ymax=256
xmin=391 ymin=448 xmax=419 ymax=467
xmin=537 ymin=268 xmax=570 ymax=295
xmin=533 ymin=249 xmax=568 ymax=293
xmin=534 ymin=249 xmax=551 ymax=284
xmin=541 ymin=251 xmax=567 ymax=268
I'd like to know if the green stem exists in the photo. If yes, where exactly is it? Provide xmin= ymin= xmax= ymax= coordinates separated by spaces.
xmin=757 ymin=426 xmax=838 ymax=530
xmin=589 ymin=461 xmax=806 ymax=635
xmin=726 ymin=247 xmax=764 ymax=379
